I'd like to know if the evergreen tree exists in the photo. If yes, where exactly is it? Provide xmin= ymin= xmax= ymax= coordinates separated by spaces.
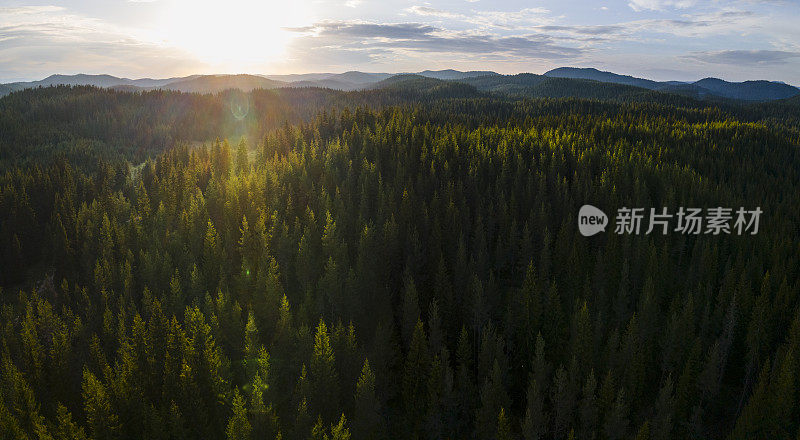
xmin=310 ymin=319 xmax=339 ymax=423
xmin=53 ymin=404 xmax=88 ymax=440
xmin=403 ymin=320 xmax=430 ymax=436
xmin=226 ymin=389 xmax=252 ymax=440
xmin=497 ymin=407 xmax=514 ymax=440
xmin=353 ymin=359 xmax=383 ymax=439
xmin=82 ymin=370 xmax=120 ymax=440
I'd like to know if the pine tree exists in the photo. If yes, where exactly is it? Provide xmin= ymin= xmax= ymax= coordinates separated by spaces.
xmin=476 ymin=361 xmax=510 ymax=439
xmin=401 ymin=271 xmax=421 ymax=348
xmin=236 ymin=137 xmax=249 ymax=175
xmin=53 ymin=404 xmax=87 ymax=440
xmin=82 ymin=370 xmax=120 ymax=440
xmin=522 ymin=375 xmax=546 ymax=440
xmin=310 ymin=319 xmax=339 ymax=424
xmin=578 ymin=370 xmax=598 ymax=440
xmin=650 ymin=376 xmax=675 ymax=440
xmin=239 ymin=215 xmax=261 ymax=285
xmin=226 ymin=389 xmax=252 ymax=440
xmin=602 ymin=388 xmax=628 ymax=440
xmin=428 ymin=299 xmax=444 ymax=355
xmin=551 ymin=364 xmax=576 ymax=440
xmin=403 ymin=319 xmax=429 ymax=436
xmin=634 ymin=421 xmax=650 ymax=440
xmin=244 ymin=311 xmax=260 ymax=364
xmin=329 ymin=414 xmax=351 ymax=440
xmin=497 ymin=407 xmax=514 ymax=440
xmin=353 ymin=359 xmax=383 ymax=439
xmin=455 ymin=326 xmax=476 ymax=437
xmin=203 ymin=220 xmax=222 ymax=289
xmin=293 ymin=398 xmax=313 ymax=440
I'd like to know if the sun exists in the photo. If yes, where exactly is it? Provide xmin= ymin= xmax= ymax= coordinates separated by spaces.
xmin=155 ymin=0 xmax=309 ymax=72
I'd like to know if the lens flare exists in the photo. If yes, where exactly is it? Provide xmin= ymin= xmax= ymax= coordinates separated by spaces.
xmin=230 ymin=91 xmax=250 ymax=121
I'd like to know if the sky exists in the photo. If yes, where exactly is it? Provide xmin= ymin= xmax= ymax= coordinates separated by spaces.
xmin=1 ymin=0 xmax=799 ymax=84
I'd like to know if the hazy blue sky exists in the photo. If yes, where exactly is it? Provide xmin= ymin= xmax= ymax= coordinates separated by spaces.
xmin=1 ymin=0 xmax=799 ymax=83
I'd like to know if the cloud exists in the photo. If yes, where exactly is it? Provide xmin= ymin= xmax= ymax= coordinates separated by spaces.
xmin=404 ymin=5 xmax=552 ymax=30
xmin=626 ymin=0 xmax=785 ymax=11
xmin=556 ymin=9 xmax=761 ymax=40
xmin=0 ymin=5 xmax=65 ymax=15
xmin=406 ymin=6 xmax=463 ymax=19
xmin=0 ymin=6 xmax=201 ymax=81
xmin=638 ymin=10 xmax=761 ymax=38
xmin=536 ymin=24 xmax=625 ymax=36
xmin=685 ymin=49 xmax=800 ymax=65
xmin=284 ymin=20 xmax=583 ymax=70
xmin=288 ymin=22 xmax=438 ymax=40
xmin=628 ymin=0 xmax=696 ymax=12
xmin=0 ymin=6 xmax=113 ymax=41
xmin=404 ymin=3 xmax=760 ymax=43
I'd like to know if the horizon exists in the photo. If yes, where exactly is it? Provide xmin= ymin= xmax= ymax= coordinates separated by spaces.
xmin=4 ymin=67 xmax=799 ymax=88
xmin=2 ymin=1 xmax=800 ymax=85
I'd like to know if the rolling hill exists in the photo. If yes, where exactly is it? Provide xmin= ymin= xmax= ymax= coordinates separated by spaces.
xmin=412 ymin=73 xmax=702 ymax=105
xmin=1 ymin=73 xmax=286 ymax=96
xmin=285 ymin=72 xmax=394 ymax=91
xmin=2 ymin=73 xmax=192 ymax=93
xmin=544 ymin=67 xmax=662 ymax=89
xmin=455 ymin=73 xmax=548 ymax=92
xmin=692 ymin=78 xmax=800 ymax=101
xmin=3 ymin=68 xmax=798 ymax=101
xmin=369 ymin=74 xmax=482 ymax=99
xmin=544 ymin=67 xmax=800 ymax=101
xmin=288 ymin=79 xmax=365 ymax=91
xmin=145 ymin=74 xmax=286 ymax=93
xmin=416 ymin=69 xmax=499 ymax=80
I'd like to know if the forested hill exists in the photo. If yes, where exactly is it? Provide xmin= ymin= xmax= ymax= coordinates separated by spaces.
xmin=2 ymin=84 xmax=799 ymax=168
xmin=4 ymin=68 xmax=798 ymax=101
xmin=543 ymin=67 xmax=800 ymax=101
xmin=0 ymin=84 xmax=799 ymax=440
xmin=0 ymin=84 xmax=483 ymax=166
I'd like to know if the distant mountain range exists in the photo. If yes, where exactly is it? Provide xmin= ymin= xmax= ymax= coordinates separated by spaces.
xmin=543 ymin=67 xmax=800 ymax=101
xmin=416 ymin=69 xmax=499 ymax=80
xmin=2 ymin=73 xmax=196 ymax=91
xmin=2 ymin=67 xmax=798 ymax=102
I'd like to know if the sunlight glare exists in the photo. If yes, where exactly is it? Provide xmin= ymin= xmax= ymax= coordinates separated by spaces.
xmin=157 ymin=0 xmax=308 ymax=71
